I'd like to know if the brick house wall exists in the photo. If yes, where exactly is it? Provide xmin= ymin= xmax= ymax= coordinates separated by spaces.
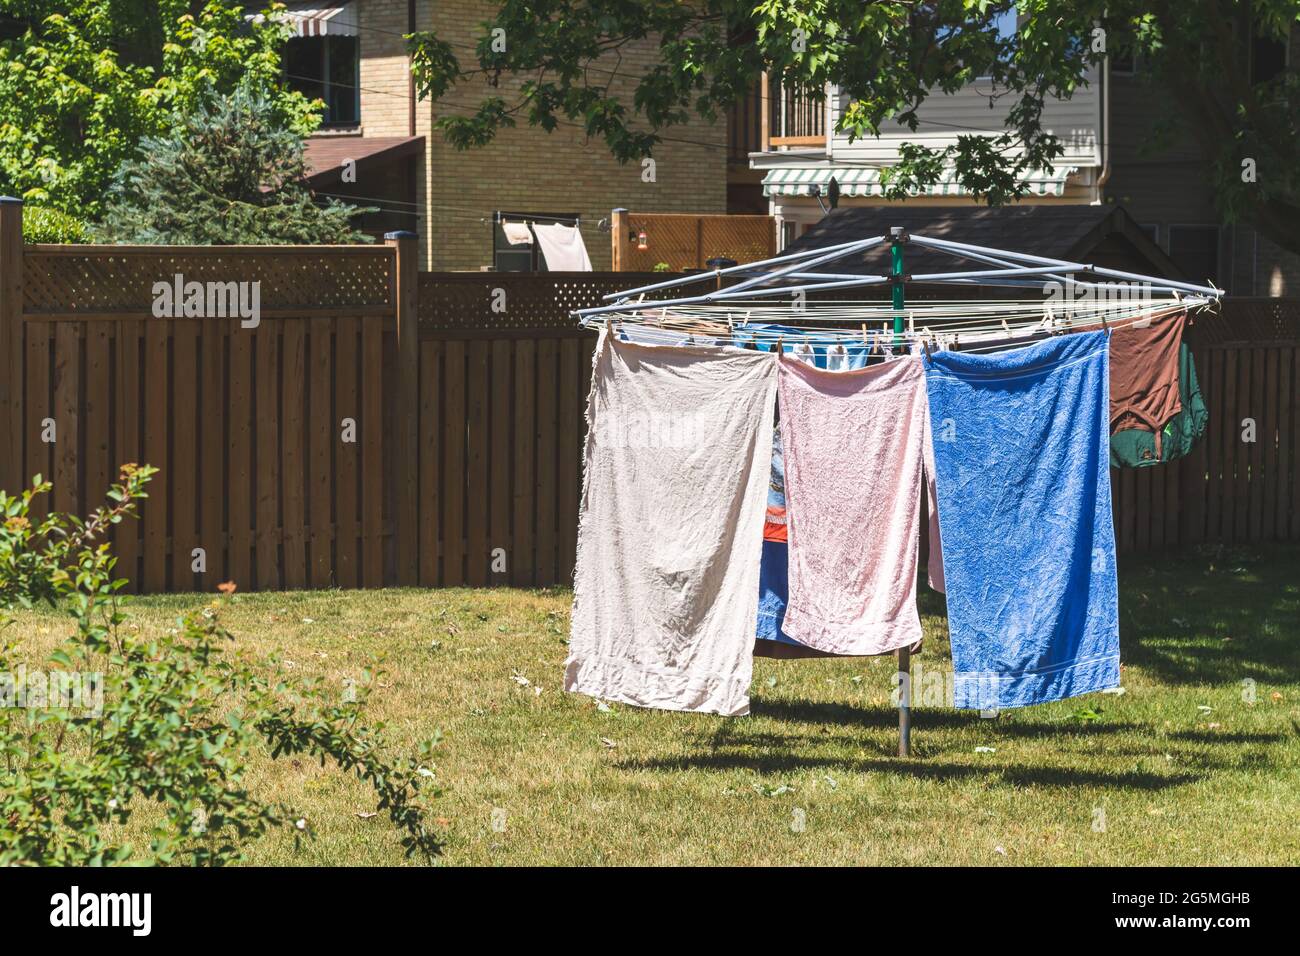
xmin=355 ymin=0 xmax=727 ymax=270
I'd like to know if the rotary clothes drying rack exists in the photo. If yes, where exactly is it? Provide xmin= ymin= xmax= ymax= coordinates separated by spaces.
xmin=572 ymin=228 xmax=1223 ymax=755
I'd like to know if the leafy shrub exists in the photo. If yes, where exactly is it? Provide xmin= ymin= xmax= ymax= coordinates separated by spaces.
xmin=22 ymin=207 xmax=89 ymax=244
xmin=0 ymin=466 xmax=441 ymax=865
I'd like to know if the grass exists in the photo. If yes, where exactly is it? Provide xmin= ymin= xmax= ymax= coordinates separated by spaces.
xmin=6 ymin=544 xmax=1300 ymax=866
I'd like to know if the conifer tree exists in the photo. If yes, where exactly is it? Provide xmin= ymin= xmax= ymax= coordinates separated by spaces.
xmin=98 ymin=80 xmax=373 ymax=244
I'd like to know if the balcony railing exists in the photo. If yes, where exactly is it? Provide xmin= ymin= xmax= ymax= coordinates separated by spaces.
xmin=727 ymin=75 xmax=828 ymax=156
xmin=766 ymin=75 xmax=826 ymax=149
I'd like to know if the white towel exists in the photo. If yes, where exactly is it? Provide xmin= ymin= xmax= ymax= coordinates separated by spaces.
xmin=532 ymin=222 xmax=593 ymax=271
xmin=501 ymin=220 xmax=533 ymax=246
xmin=566 ymin=332 xmax=777 ymax=715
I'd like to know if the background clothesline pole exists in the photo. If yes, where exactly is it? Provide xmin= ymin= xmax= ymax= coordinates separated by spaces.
xmin=891 ymin=225 xmax=913 ymax=759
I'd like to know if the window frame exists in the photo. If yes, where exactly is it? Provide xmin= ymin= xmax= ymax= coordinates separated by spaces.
xmin=285 ymin=33 xmax=361 ymax=129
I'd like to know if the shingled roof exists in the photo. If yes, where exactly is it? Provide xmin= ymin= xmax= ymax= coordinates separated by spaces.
xmin=781 ymin=204 xmax=1185 ymax=281
xmin=303 ymin=135 xmax=423 ymax=185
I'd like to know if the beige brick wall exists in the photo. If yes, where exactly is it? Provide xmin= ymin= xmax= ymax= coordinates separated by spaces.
xmin=356 ymin=0 xmax=727 ymax=270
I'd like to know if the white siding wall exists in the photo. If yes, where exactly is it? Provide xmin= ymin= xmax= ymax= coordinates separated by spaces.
xmin=826 ymin=66 xmax=1101 ymax=167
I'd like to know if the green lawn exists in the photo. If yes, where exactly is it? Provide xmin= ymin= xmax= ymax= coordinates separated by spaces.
xmin=7 ymin=545 xmax=1300 ymax=865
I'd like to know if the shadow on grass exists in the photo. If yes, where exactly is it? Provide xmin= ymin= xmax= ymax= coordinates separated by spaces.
xmin=612 ymin=693 xmax=1291 ymax=791
xmin=1116 ymin=544 xmax=1300 ymax=686
xmin=616 ymin=748 xmax=1203 ymax=791
xmin=911 ymin=544 xmax=1300 ymax=687
xmin=750 ymin=697 xmax=1137 ymax=738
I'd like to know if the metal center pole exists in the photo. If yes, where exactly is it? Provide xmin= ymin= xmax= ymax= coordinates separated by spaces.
xmin=890 ymin=226 xmax=912 ymax=758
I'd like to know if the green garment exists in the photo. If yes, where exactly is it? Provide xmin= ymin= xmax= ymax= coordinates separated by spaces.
xmin=1109 ymin=343 xmax=1208 ymax=468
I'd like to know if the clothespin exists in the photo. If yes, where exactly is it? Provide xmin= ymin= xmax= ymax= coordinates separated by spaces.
xmin=776 ymin=336 xmax=784 ymax=354
xmin=861 ymin=323 xmax=869 ymax=344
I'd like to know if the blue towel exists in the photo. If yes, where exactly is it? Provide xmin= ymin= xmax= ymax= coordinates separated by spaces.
xmin=925 ymin=330 xmax=1120 ymax=709
xmin=756 ymin=539 xmax=796 ymax=643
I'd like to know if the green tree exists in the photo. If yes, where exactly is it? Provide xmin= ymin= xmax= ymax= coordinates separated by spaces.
xmin=408 ymin=0 xmax=1300 ymax=255
xmin=0 ymin=1 xmax=321 ymax=219
xmin=0 ymin=467 xmax=441 ymax=865
xmin=97 ymin=78 xmax=373 ymax=244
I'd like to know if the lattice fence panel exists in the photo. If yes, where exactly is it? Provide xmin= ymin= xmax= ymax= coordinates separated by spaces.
xmin=620 ymin=213 xmax=775 ymax=272
xmin=417 ymin=272 xmax=677 ymax=334
xmin=700 ymin=216 xmax=777 ymax=266
xmin=1192 ymin=298 xmax=1300 ymax=346
xmin=23 ymin=246 xmax=394 ymax=317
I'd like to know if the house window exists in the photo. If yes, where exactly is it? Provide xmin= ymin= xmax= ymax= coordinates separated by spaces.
xmin=1167 ymin=225 xmax=1220 ymax=286
xmin=492 ymin=212 xmax=580 ymax=272
xmin=285 ymin=35 xmax=360 ymax=128
xmin=780 ymin=221 xmax=793 ymax=250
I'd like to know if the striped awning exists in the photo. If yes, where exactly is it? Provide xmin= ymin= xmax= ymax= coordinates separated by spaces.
xmin=762 ymin=165 xmax=1077 ymax=199
xmin=253 ymin=2 xmax=358 ymax=37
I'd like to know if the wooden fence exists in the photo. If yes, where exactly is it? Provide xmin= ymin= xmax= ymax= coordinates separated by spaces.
xmin=0 ymin=205 xmax=398 ymax=594
xmin=0 ymin=196 xmax=1296 ymax=594
xmin=611 ymin=209 xmax=776 ymax=272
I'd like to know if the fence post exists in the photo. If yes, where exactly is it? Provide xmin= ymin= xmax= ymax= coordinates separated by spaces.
xmin=611 ymin=208 xmax=628 ymax=272
xmin=0 ymin=197 xmax=21 ymax=495
xmin=388 ymin=230 xmax=420 ymax=586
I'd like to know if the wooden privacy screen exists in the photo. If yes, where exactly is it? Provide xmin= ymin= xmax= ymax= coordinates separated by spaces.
xmin=611 ymin=210 xmax=776 ymax=272
xmin=0 ymin=202 xmax=1297 ymax=595
xmin=0 ymin=204 xmax=398 ymax=594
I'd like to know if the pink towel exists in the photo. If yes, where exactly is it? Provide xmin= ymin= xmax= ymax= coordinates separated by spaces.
xmin=777 ymin=354 xmax=937 ymax=656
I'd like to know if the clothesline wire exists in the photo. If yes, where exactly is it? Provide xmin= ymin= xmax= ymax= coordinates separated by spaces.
xmin=309 ymin=191 xmax=611 ymax=231
xmin=591 ymin=296 xmax=1197 ymax=332
xmin=602 ymin=300 xmax=1188 ymax=341
xmin=597 ymin=299 xmax=1196 ymax=355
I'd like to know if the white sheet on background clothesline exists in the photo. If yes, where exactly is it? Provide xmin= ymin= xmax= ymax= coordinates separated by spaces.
xmin=532 ymin=222 xmax=593 ymax=271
